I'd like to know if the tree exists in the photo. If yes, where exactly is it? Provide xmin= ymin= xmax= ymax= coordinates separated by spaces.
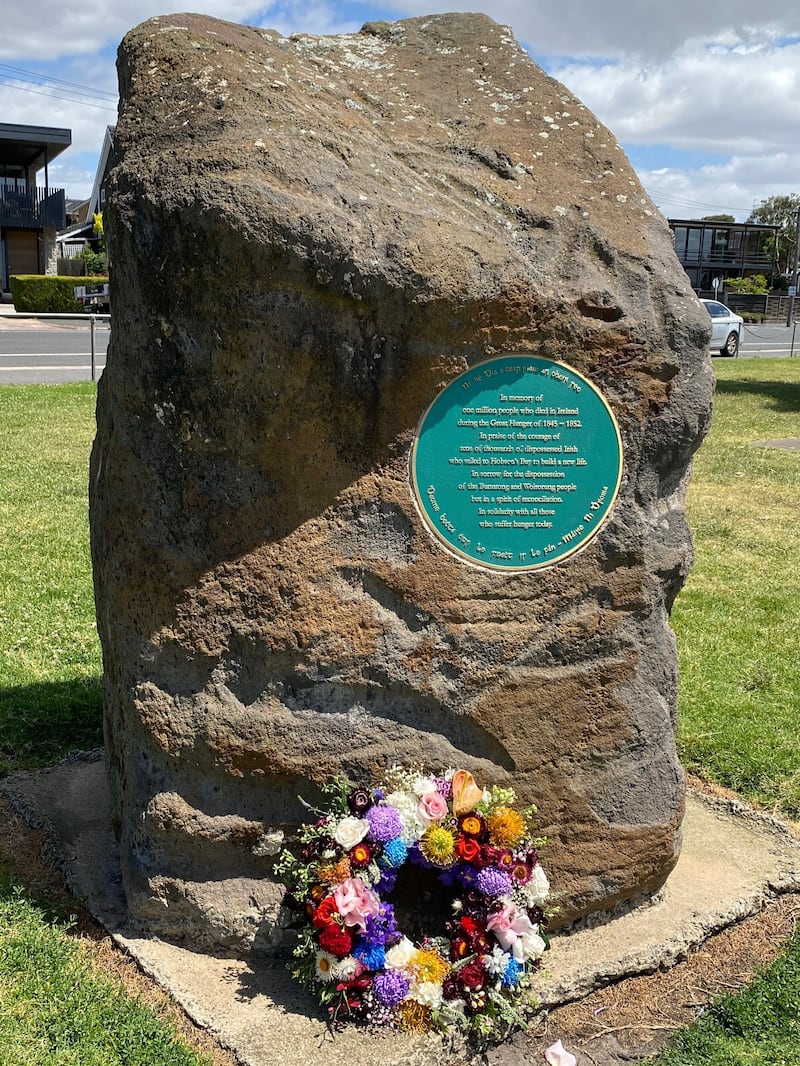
xmin=701 ymin=213 xmax=735 ymax=222
xmin=725 ymin=274 xmax=769 ymax=295
xmin=747 ymin=195 xmax=800 ymax=276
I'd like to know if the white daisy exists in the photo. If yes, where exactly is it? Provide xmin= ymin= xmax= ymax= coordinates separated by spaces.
xmin=314 ymin=950 xmax=337 ymax=983
xmin=332 ymin=955 xmax=359 ymax=980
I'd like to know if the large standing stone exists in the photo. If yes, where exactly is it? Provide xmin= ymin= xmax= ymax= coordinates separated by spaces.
xmin=91 ymin=11 xmax=714 ymax=952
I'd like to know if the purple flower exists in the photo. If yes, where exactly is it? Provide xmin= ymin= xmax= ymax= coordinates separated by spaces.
xmin=347 ymin=787 xmax=373 ymax=815
xmin=366 ymin=804 xmax=403 ymax=843
xmin=475 ymin=867 xmax=513 ymax=898
xmin=374 ymin=868 xmax=398 ymax=896
xmin=362 ymin=903 xmax=400 ymax=948
xmin=435 ymin=776 xmax=452 ymax=800
xmin=458 ymin=865 xmax=480 ymax=889
xmin=373 ymin=969 xmax=411 ymax=1006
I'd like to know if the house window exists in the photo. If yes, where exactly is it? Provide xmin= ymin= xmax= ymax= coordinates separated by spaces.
xmin=1 ymin=166 xmax=26 ymax=192
xmin=685 ymin=227 xmax=701 ymax=262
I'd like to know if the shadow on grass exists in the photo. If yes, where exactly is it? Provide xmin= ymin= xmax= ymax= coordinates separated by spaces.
xmin=0 ymin=677 xmax=103 ymax=775
xmin=715 ymin=377 xmax=800 ymax=413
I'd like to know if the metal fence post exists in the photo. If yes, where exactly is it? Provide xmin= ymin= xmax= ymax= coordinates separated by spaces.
xmin=90 ymin=316 xmax=97 ymax=382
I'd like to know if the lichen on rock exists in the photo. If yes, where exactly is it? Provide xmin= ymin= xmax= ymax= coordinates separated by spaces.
xmin=90 ymin=11 xmax=713 ymax=952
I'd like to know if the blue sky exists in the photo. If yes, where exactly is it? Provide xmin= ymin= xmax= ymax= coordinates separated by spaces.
xmin=2 ymin=0 xmax=799 ymax=220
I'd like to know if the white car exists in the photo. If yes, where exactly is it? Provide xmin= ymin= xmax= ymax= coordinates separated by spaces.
xmin=700 ymin=299 xmax=743 ymax=357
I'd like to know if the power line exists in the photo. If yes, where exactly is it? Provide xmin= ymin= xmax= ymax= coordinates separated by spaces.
xmin=0 ymin=62 xmax=117 ymax=101
xmin=0 ymin=79 xmax=116 ymax=112
xmin=645 ymin=188 xmax=755 ymax=214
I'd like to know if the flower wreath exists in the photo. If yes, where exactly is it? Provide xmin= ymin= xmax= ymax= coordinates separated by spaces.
xmin=276 ymin=765 xmax=550 ymax=1038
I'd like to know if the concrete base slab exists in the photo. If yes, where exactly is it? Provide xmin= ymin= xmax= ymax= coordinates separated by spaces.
xmin=3 ymin=754 xmax=800 ymax=1066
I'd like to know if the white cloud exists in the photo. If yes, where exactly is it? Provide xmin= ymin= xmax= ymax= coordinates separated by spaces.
xmin=3 ymin=1 xmax=799 ymax=214
xmin=346 ymin=0 xmax=800 ymax=60
xmin=0 ymin=0 xmax=265 ymax=60
xmin=551 ymin=38 xmax=800 ymax=156
xmin=640 ymin=155 xmax=800 ymax=219
xmin=0 ymin=80 xmax=114 ymax=198
xmin=1 ymin=1 xmax=362 ymax=61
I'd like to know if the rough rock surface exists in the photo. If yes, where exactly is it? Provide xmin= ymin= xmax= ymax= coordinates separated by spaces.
xmin=91 ymin=11 xmax=714 ymax=952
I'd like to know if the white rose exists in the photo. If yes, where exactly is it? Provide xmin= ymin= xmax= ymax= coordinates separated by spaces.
xmin=333 ymin=815 xmax=369 ymax=851
xmin=385 ymin=936 xmax=417 ymax=970
xmin=522 ymin=864 xmax=550 ymax=907
xmin=519 ymin=926 xmax=546 ymax=961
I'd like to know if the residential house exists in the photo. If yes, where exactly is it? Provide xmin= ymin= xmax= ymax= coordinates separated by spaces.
xmin=57 ymin=126 xmax=114 ymax=262
xmin=0 ymin=122 xmax=70 ymax=291
xmin=668 ymin=218 xmax=778 ymax=291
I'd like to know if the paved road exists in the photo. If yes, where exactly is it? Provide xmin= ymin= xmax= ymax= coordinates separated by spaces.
xmin=0 ymin=324 xmax=109 ymax=384
xmin=731 ymin=323 xmax=800 ymax=359
xmin=0 ymin=320 xmax=797 ymax=384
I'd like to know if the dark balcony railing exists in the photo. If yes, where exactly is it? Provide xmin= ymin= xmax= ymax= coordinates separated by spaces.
xmin=0 ymin=186 xmax=66 ymax=229
xmin=679 ymin=247 xmax=774 ymax=268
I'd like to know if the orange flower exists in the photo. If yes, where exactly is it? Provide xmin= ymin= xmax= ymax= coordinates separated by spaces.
xmin=459 ymin=814 xmax=484 ymax=837
xmin=398 ymin=1000 xmax=434 ymax=1033
xmin=486 ymin=806 xmax=526 ymax=848
xmin=317 ymin=857 xmax=351 ymax=886
xmin=451 ymin=769 xmax=483 ymax=814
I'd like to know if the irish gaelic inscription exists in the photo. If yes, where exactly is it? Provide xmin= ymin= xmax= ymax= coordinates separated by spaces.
xmin=410 ymin=356 xmax=623 ymax=570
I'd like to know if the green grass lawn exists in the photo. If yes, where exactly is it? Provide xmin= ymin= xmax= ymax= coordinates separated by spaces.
xmin=0 ymin=384 xmax=211 ymax=1065
xmin=0 ymin=874 xmax=212 ymax=1066
xmin=0 ymin=384 xmax=103 ymax=774
xmin=0 ymin=364 xmax=798 ymax=1063
xmin=672 ymin=361 xmax=800 ymax=815
xmin=651 ymin=929 xmax=800 ymax=1066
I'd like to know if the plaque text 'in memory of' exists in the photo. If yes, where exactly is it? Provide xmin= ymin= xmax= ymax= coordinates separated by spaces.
xmin=410 ymin=355 xmax=623 ymax=571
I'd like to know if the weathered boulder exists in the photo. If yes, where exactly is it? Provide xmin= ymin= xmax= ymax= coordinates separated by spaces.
xmin=91 ymin=11 xmax=714 ymax=952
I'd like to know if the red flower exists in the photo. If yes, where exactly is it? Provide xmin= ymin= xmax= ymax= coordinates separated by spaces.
xmin=471 ymin=932 xmax=491 ymax=955
xmin=458 ymin=960 xmax=488 ymax=991
xmin=349 ymin=842 xmax=373 ymax=868
xmin=318 ymin=923 xmax=353 ymax=957
xmin=460 ymin=916 xmax=482 ymax=936
xmin=458 ymin=813 xmax=486 ymax=838
xmin=511 ymin=859 xmax=532 ymax=885
xmin=450 ymin=934 xmax=471 ymax=960
xmin=312 ymin=896 xmax=340 ymax=929
xmin=455 ymin=835 xmax=481 ymax=863
xmin=482 ymin=845 xmax=512 ymax=868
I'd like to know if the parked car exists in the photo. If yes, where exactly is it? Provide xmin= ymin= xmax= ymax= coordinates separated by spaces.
xmin=700 ymin=299 xmax=743 ymax=357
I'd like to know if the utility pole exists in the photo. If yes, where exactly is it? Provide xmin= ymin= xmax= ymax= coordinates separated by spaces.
xmin=787 ymin=205 xmax=800 ymax=329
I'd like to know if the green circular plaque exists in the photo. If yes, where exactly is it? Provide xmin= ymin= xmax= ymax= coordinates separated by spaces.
xmin=410 ymin=355 xmax=623 ymax=571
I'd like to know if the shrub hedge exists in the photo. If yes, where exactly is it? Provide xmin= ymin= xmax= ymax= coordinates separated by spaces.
xmin=9 ymin=274 xmax=109 ymax=314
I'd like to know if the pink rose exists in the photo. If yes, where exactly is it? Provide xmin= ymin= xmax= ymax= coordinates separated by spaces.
xmin=418 ymin=790 xmax=449 ymax=823
xmin=486 ymin=902 xmax=535 ymax=961
xmin=333 ymin=877 xmax=380 ymax=929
